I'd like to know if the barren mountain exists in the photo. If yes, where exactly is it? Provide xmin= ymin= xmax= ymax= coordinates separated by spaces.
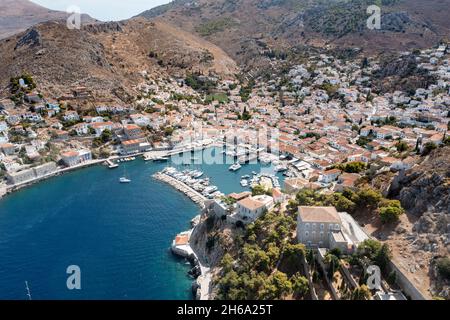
xmin=0 ymin=0 xmax=95 ymax=40
xmin=0 ymin=18 xmax=238 ymax=102
xmin=137 ymin=0 xmax=450 ymax=67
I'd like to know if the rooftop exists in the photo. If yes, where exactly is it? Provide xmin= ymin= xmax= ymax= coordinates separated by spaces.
xmin=298 ymin=206 xmax=342 ymax=223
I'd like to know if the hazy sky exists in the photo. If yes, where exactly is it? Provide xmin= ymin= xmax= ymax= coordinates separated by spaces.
xmin=30 ymin=0 xmax=172 ymax=21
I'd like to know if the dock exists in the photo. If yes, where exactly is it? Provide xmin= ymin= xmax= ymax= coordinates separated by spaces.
xmin=153 ymin=172 xmax=206 ymax=208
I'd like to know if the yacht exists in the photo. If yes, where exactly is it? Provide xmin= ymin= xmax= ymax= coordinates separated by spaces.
xmin=203 ymin=186 xmax=218 ymax=194
xmin=119 ymin=167 xmax=131 ymax=183
xmin=108 ymin=163 xmax=119 ymax=169
xmin=154 ymin=156 xmax=169 ymax=162
xmin=275 ymin=165 xmax=288 ymax=172
xmin=229 ymin=163 xmax=242 ymax=171
xmin=240 ymin=179 xmax=249 ymax=187
xmin=119 ymin=177 xmax=131 ymax=183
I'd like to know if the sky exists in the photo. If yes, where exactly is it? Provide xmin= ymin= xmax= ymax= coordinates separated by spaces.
xmin=30 ymin=0 xmax=172 ymax=21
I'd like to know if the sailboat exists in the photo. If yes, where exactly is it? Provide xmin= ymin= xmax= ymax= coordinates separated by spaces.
xmin=119 ymin=166 xmax=131 ymax=183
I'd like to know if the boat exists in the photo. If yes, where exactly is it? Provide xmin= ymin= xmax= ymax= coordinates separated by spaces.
xmin=240 ymin=179 xmax=249 ymax=187
xmin=154 ymin=156 xmax=169 ymax=162
xmin=275 ymin=165 xmax=288 ymax=172
xmin=108 ymin=163 xmax=119 ymax=169
xmin=229 ymin=163 xmax=242 ymax=171
xmin=241 ymin=175 xmax=250 ymax=179
xmin=120 ymin=167 xmax=131 ymax=183
xmin=203 ymin=186 xmax=218 ymax=194
xmin=192 ymin=171 xmax=204 ymax=179
xmin=119 ymin=177 xmax=131 ymax=183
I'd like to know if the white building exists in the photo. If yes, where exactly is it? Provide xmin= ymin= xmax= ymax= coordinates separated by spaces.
xmin=236 ymin=195 xmax=274 ymax=222
xmin=61 ymin=149 xmax=92 ymax=167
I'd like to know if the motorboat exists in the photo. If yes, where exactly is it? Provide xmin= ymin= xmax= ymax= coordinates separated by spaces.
xmin=229 ymin=163 xmax=242 ymax=171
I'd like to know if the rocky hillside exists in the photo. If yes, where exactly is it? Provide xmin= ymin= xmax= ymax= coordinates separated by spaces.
xmin=137 ymin=0 xmax=450 ymax=68
xmin=388 ymin=146 xmax=449 ymax=298
xmin=395 ymin=146 xmax=449 ymax=217
xmin=0 ymin=0 xmax=95 ymax=40
xmin=0 ymin=18 xmax=238 ymax=102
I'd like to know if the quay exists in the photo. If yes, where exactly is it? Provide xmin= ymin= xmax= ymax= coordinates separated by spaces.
xmin=153 ymin=172 xmax=206 ymax=208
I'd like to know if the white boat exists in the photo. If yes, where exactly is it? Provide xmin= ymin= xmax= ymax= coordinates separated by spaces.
xmin=119 ymin=177 xmax=131 ymax=183
xmin=240 ymin=179 xmax=248 ymax=187
xmin=275 ymin=165 xmax=288 ymax=172
xmin=154 ymin=156 xmax=169 ymax=162
xmin=108 ymin=163 xmax=119 ymax=169
xmin=229 ymin=163 xmax=242 ymax=171
xmin=120 ymin=167 xmax=131 ymax=183
xmin=203 ymin=186 xmax=218 ymax=194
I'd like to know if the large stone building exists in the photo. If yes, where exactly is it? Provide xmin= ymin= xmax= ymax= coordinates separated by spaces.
xmin=297 ymin=206 xmax=369 ymax=253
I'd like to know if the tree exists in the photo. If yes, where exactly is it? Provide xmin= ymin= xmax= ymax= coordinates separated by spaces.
xmin=283 ymin=243 xmax=306 ymax=267
xmin=351 ymin=285 xmax=372 ymax=300
xmin=436 ymin=257 xmax=450 ymax=280
xmin=342 ymin=161 xmax=366 ymax=173
xmin=100 ymin=129 xmax=112 ymax=143
xmin=374 ymin=243 xmax=392 ymax=272
xmin=241 ymin=106 xmax=251 ymax=121
xmin=325 ymin=252 xmax=340 ymax=279
xmin=291 ymin=273 xmax=309 ymax=298
xmin=269 ymin=271 xmax=292 ymax=299
xmin=379 ymin=205 xmax=404 ymax=224
xmin=396 ymin=140 xmax=409 ymax=152
xmin=252 ymin=184 xmax=270 ymax=196
xmin=422 ymin=142 xmax=437 ymax=156
xmin=220 ymin=253 xmax=234 ymax=273
xmin=356 ymin=188 xmax=382 ymax=208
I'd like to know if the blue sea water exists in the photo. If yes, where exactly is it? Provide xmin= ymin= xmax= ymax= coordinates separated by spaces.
xmin=0 ymin=147 xmax=283 ymax=299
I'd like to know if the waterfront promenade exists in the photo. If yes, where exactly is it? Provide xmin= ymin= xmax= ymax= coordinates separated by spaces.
xmin=3 ymin=159 xmax=106 ymax=195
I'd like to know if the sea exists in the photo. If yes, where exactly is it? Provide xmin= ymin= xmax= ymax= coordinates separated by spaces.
xmin=0 ymin=147 xmax=283 ymax=299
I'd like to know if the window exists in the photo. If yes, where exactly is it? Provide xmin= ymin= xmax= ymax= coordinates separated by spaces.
xmin=328 ymin=224 xmax=333 ymax=230
xmin=305 ymin=231 xmax=309 ymax=238
xmin=319 ymin=241 xmax=323 ymax=247
xmin=305 ymin=223 xmax=310 ymax=230
xmin=320 ymin=232 xmax=324 ymax=239
xmin=335 ymin=224 xmax=340 ymax=230
xmin=312 ymin=223 xmax=316 ymax=230
xmin=320 ymin=223 xmax=324 ymax=230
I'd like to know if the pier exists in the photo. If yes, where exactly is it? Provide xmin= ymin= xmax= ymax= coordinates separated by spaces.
xmin=153 ymin=172 xmax=206 ymax=208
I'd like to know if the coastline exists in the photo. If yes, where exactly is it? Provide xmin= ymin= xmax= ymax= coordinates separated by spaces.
xmin=0 ymin=145 xmax=220 ymax=299
xmin=153 ymin=171 xmax=213 ymax=300
xmin=0 ymin=151 xmax=153 ymax=200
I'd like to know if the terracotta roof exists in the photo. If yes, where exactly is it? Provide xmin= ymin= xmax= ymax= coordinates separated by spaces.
xmin=298 ymin=206 xmax=341 ymax=223
xmin=62 ymin=151 xmax=78 ymax=158
xmin=228 ymin=191 xmax=251 ymax=201
xmin=238 ymin=197 xmax=266 ymax=211
xmin=175 ymin=234 xmax=189 ymax=246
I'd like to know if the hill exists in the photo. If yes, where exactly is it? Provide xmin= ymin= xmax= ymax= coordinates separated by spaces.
xmin=0 ymin=18 xmax=238 ymax=102
xmin=137 ymin=0 xmax=450 ymax=67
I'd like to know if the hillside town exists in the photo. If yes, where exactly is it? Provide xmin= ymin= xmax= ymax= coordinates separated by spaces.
xmin=0 ymin=42 xmax=449 ymax=300
xmin=1 ymin=43 xmax=449 ymax=194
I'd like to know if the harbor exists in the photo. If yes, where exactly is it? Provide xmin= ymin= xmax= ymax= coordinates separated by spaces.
xmin=0 ymin=146 xmax=287 ymax=299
